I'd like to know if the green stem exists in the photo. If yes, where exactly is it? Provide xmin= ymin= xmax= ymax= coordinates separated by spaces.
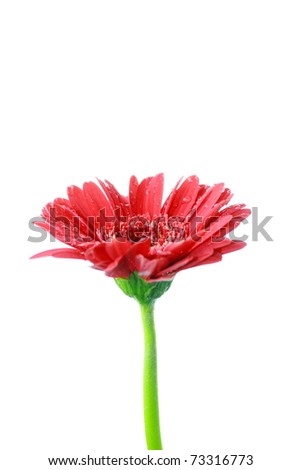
xmin=139 ymin=301 xmax=163 ymax=450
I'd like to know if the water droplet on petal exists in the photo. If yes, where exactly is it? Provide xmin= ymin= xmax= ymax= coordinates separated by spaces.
xmin=182 ymin=196 xmax=192 ymax=203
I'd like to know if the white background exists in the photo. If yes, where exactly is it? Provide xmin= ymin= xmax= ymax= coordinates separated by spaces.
xmin=0 ymin=1 xmax=300 ymax=469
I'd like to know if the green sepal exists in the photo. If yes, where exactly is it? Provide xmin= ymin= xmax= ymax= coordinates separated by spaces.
xmin=114 ymin=272 xmax=173 ymax=304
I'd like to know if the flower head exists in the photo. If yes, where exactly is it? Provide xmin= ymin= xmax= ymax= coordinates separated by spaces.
xmin=31 ymin=174 xmax=250 ymax=281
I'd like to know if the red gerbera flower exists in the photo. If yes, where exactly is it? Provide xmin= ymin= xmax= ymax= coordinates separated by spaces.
xmin=31 ymin=173 xmax=250 ymax=281
xmin=31 ymin=173 xmax=251 ymax=451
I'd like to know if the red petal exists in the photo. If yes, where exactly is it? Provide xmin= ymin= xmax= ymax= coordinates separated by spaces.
xmin=48 ymin=200 xmax=93 ymax=246
xmin=129 ymin=175 xmax=139 ymax=214
xmin=217 ymin=240 xmax=247 ymax=254
xmin=67 ymin=185 xmax=92 ymax=218
xmin=82 ymin=182 xmax=109 ymax=217
xmin=105 ymin=179 xmax=130 ymax=215
xmin=195 ymin=214 xmax=233 ymax=242
xmin=219 ymin=205 xmax=251 ymax=235
xmin=202 ymin=237 xmax=232 ymax=251
xmin=54 ymin=197 xmax=71 ymax=206
xmin=134 ymin=255 xmax=161 ymax=279
xmin=84 ymin=242 xmax=113 ymax=269
xmin=216 ymin=187 xmax=232 ymax=205
xmin=104 ymin=238 xmax=151 ymax=278
xmin=198 ymin=252 xmax=223 ymax=265
xmin=161 ymin=177 xmax=183 ymax=215
xmin=83 ymin=181 xmax=114 ymax=226
xmin=156 ymin=245 xmax=214 ymax=277
xmin=33 ymin=220 xmax=48 ymax=230
xmin=97 ymin=179 xmax=129 ymax=216
xmin=179 ymin=251 xmax=223 ymax=269
xmin=86 ymin=239 xmax=128 ymax=266
xmin=147 ymin=173 xmax=164 ymax=217
xmin=168 ymin=176 xmax=200 ymax=217
xmin=134 ymin=177 xmax=151 ymax=214
xmin=102 ymin=255 xmax=131 ymax=278
xmin=30 ymin=248 xmax=85 ymax=259
xmin=134 ymin=173 xmax=164 ymax=218
xmin=193 ymin=183 xmax=225 ymax=220
xmin=154 ymin=255 xmax=195 ymax=278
